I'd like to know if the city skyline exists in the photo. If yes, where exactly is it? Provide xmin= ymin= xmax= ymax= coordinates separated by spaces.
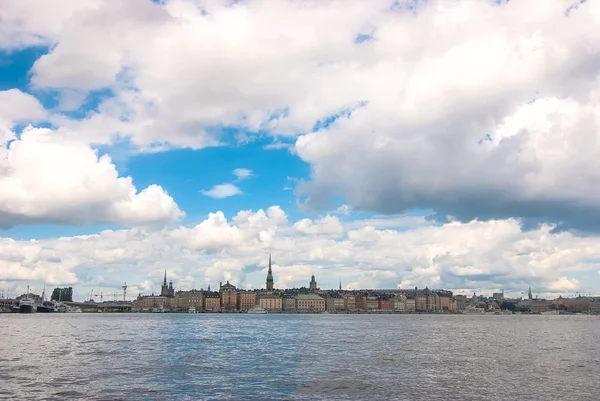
xmin=2 ymin=1 xmax=600 ymax=300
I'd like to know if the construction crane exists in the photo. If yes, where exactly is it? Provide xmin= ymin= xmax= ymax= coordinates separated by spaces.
xmin=92 ymin=292 xmax=116 ymax=303
xmin=122 ymin=282 xmax=127 ymax=303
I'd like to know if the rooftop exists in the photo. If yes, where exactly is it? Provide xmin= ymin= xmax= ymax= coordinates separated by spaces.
xmin=295 ymin=294 xmax=325 ymax=300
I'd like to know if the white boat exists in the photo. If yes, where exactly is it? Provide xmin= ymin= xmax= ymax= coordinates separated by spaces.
xmin=541 ymin=310 xmax=560 ymax=315
xmin=463 ymin=306 xmax=485 ymax=314
xmin=188 ymin=307 xmax=197 ymax=313
xmin=19 ymin=298 xmax=36 ymax=313
xmin=247 ymin=306 xmax=268 ymax=314
xmin=19 ymin=286 xmax=38 ymax=313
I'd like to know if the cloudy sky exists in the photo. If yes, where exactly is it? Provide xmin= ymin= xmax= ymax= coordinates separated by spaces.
xmin=1 ymin=0 xmax=600 ymax=301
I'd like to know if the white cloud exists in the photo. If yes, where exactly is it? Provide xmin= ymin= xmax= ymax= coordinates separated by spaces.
xmin=547 ymin=277 xmax=580 ymax=292
xmin=294 ymin=215 xmax=344 ymax=237
xmin=200 ymin=184 xmax=243 ymax=199
xmin=201 ymin=169 xmax=253 ymax=198
xmin=0 ymin=126 xmax=183 ymax=228
xmin=2 ymin=207 xmax=600 ymax=299
xmin=4 ymin=0 xmax=598 ymax=229
xmin=233 ymin=168 xmax=253 ymax=181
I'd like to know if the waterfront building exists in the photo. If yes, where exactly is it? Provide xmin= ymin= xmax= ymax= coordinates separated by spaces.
xmin=219 ymin=281 xmax=237 ymax=310
xmin=136 ymin=295 xmax=173 ymax=310
xmin=454 ymin=295 xmax=467 ymax=310
xmin=325 ymin=295 xmax=344 ymax=311
xmin=309 ymin=275 xmax=318 ymax=291
xmin=394 ymin=294 xmax=406 ymax=311
xmin=439 ymin=296 xmax=452 ymax=311
xmin=237 ymin=291 xmax=256 ymax=311
xmin=343 ymin=294 xmax=356 ymax=310
xmin=204 ymin=291 xmax=221 ymax=311
xmin=257 ymin=293 xmax=283 ymax=311
xmin=379 ymin=299 xmax=394 ymax=311
xmin=355 ymin=295 xmax=367 ymax=309
xmin=415 ymin=294 xmax=427 ymax=311
xmin=175 ymin=290 xmax=204 ymax=311
xmin=283 ymin=296 xmax=296 ymax=312
xmin=366 ymin=296 xmax=379 ymax=310
xmin=406 ymin=298 xmax=416 ymax=312
xmin=266 ymin=253 xmax=274 ymax=291
xmin=295 ymin=294 xmax=325 ymax=312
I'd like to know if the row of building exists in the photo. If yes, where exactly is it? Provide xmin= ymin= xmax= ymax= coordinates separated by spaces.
xmin=134 ymin=259 xmax=600 ymax=314
xmin=135 ymin=260 xmax=459 ymax=312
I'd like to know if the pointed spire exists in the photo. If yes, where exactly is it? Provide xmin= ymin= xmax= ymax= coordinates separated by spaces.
xmin=266 ymin=252 xmax=274 ymax=290
xmin=163 ymin=270 xmax=167 ymax=286
xmin=268 ymin=252 xmax=272 ymax=273
xmin=339 ymin=280 xmax=342 ymax=291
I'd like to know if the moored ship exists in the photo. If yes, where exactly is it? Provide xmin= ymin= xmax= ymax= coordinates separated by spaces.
xmin=247 ymin=306 xmax=268 ymax=314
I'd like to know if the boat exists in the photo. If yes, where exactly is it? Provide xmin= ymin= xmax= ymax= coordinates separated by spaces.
xmin=19 ymin=298 xmax=36 ymax=313
xmin=247 ymin=306 xmax=268 ymax=314
xmin=188 ymin=307 xmax=197 ymax=313
xmin=36 ymin=304 xmax=54 ymax=313
xmin=541 ymin=310 xmax=560 ymax=315
xmin=463 ymin=306 xmax=485 ymax=315
xmin=65 ymin=306 xmax=82 ymax=313
xmin=19 ymin=286 xmax=37 ymax=313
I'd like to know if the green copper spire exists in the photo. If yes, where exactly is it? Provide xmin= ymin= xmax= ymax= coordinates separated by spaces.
xmin=266 ymin=252 xmax=274 ymax=290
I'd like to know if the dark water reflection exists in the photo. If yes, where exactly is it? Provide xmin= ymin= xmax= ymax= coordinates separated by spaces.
xmin=1 ymin=314 xmax=598 ymax=400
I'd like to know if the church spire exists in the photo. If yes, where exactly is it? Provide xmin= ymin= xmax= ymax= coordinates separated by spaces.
xmin=528 ymin=286 xmax=533 ymax=300
xmin=163 ymin=269 xmax=167 ymax=286
xmin=266 ymin=252 xmax=274 ymax=290
xmin=339 ymin=280 xmax=342 ymax=291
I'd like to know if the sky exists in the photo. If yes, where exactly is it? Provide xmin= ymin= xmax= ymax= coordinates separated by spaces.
xmin=1 ymin=0 xmax=600 ymax=301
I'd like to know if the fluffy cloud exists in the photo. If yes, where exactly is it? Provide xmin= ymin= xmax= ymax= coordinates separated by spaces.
xmin=201 ymin=184 xmax=242 ymax=199
xmin=3 ymin=0 xmax=599 ymax=229
xmin=233 ymin=168 xmax=253 ymax=181
xmin=0 ymin=126 xmax=183 ymax=228
xmin=2 ymin=206 xmax=599 ymax=299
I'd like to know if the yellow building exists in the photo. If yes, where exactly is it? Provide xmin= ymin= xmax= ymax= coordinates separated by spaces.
xmin=237 ymin=291 xmax=256 ymax=311
xmin=175 ymin=290 xmax=204 ymax=311
xmin=135 ymin=296 xmax=173 ymax=310
xmin=204 ymin=292 xmax=221 ymax=311
xmin=295 ymin=294 xmax=325 ymax=312
xmin=406 ymin=298 xmax=416 ymax=311
xmin=415 ymin=295 xmax=427 ymax=311
xmin=257 ymin=294 xmax=282 ymax=311
xmin=439 ymin=296 xmax=451 ymax=311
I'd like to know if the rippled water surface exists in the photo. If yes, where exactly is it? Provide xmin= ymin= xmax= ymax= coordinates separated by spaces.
xmin=1 ymin=314 xmax=599 ymax=400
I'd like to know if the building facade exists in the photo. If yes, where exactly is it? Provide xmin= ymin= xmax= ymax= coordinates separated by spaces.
xmin=258 ymin=294 xmax=282 ymax=311
xmin=296 ymin=294 xmax=325 ymax=312
xmin=237 ymin=291 xmax=256 ymax=311
xmin=219 ymin=281 xmax=237 ymax=310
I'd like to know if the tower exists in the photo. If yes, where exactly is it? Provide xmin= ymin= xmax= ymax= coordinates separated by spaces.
xmin=266 ymin=252 xmax=274 ymax=291
xmin=122 ymin=282 xmax=127 ymax=302
xmin=309 ymin=275 xmax=317 ymax=291
xmin=339 ymin=280 xmax=342 ymax=291
xmin=528 ymin=287 xmax=533 ymax=300
xmin=161 ymin=270 xmax=174 ymax=297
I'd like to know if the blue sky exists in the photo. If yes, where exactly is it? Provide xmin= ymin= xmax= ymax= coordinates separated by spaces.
xmin=1 ymin=0 xmax=600 ymax=300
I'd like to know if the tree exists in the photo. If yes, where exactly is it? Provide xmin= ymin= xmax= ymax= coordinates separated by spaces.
xmin=500 ymin=301 xmax=516 ymax=311
xmin=51 ymin=287 xmax=73 ymax=302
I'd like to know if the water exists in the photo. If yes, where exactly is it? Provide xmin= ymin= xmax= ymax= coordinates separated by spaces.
xmin=0 ymin=314 xmax=598 ymax=400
